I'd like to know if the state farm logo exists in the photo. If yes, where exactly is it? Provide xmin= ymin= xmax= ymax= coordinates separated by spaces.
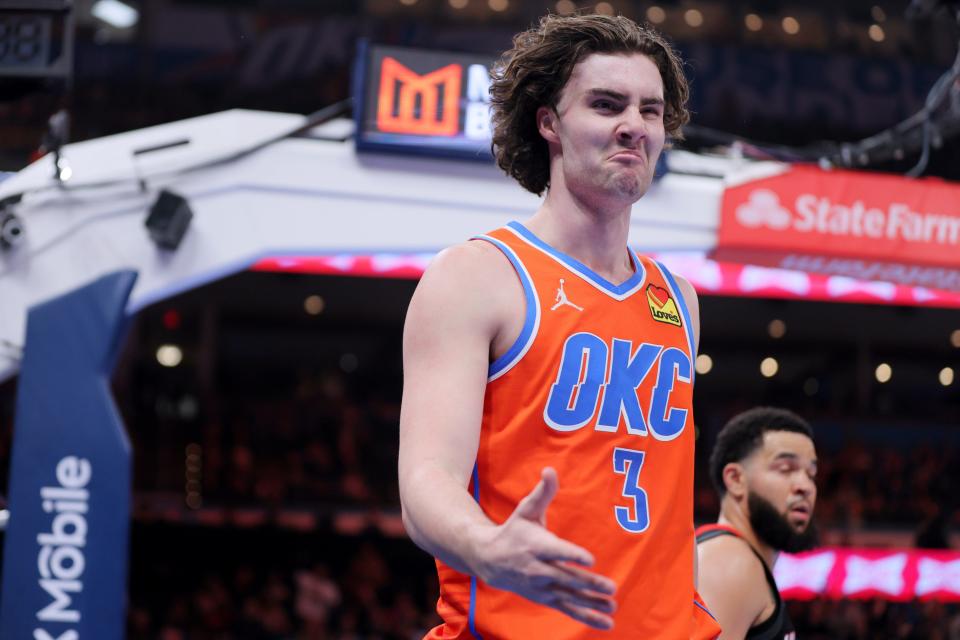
xmin=733 ymin=188 xmax=960 ymax=247
xmin=736 ymin=189 xmax=792 ymax=230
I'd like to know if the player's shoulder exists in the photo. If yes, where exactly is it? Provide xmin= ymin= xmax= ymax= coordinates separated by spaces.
xmin=671 ymin=271 xmax=698 ymax=302
xmin=407 ymin=239 xmax=519 ymax=331
xmin=423 ymin=239 xmax=515 ymax=282
xmin=698 ymin=533 xmax=767 ymax=585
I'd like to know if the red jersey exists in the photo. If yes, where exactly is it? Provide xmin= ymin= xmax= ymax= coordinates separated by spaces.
xmin=427 ymin=221 xmax=720 ymax=640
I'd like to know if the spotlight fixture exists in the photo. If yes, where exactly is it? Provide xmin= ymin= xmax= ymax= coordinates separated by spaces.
xmin=646 ymin=5 xmax=666 ymax=23
xmin=42 ymin=109 xmax=71 ymax=184
xmin=304 ymin=295 xmax=325 ymax=316
xmin=156 ymin=344 xmax=183 ymax=367
xmin=145 ymin=189 xmax=193 ymax=250
xmin=684 ymin=8 xmax=704 ymax=27
xmin=91 ymin=0 xmax=139 ymax=29
xmin=768 ymin=319 xmax=786 ymax=339
xmin=939 ymin=367 xmax=954 ymax=386
xmin=596 ymin=2 xmax=614 ymax=15
xmin=875 ymin=363 xmax=892 ymax=383
xmin=695 ymin=353 xmax=713 ymax=374
xmin=760 ymin=357 xmax=779 ymax=378
xmin=0 ymin=209 xmax=24 ymax=249
xmin=781 ymin=16 xmax=800 ymax=34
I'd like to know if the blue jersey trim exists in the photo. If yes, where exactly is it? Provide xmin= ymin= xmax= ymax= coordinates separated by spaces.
xmin=505 ymin=221 xmax=646 ymax=300
xmin=474 ymin=235 xmax=541 ymax=382
xmin=694 ymin=599 xmax=719 ymax=622
xmin=469 ymin=463 xmax=483 ymax=639
xmin=654 ymin=260 xmax=697 ymax=386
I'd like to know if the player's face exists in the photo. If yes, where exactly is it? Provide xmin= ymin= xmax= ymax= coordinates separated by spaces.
xmin=744 ymin=431 xmax=818 ymax=550
xmin=541 ymin=52 xmax=667 ymax=208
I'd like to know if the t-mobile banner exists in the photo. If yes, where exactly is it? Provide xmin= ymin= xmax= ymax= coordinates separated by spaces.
xmin=714 ymin=165 xmax=960 ymax=291
xmin=776 ymin=548 xmax=960 ymax=602
xmin=0 ymin=271 xmax=137 ymax=640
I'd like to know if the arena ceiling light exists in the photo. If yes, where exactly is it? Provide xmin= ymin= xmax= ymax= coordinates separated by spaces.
xmin=939 ymin=367 xmax=954 ymax=386
xmin=695 ymin=354 xmax=713 ymax=375
xmin=760 ymin=356 xmax=779 ymax=378
xmin=0 ymin=209 xmax=24 ymax=250
xmin=768 ymin=319 xmax=786 ymax=339
xmin=875 ymin=363 xmax=892 ymax=383
xmin=156 ymin=344 xmax=182 ymax=368
xmin=91 ymin=0 xmax=138 ymax=29
xmin=303 ymin=295 xmax=325 ymax=316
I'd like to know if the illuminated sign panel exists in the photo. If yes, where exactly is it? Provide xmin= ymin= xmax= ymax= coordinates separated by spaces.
xmin=715 ymin=165 xmax=960 ymax=291
xmin=354 ymin=42 xmax=494 ymax=160
xmin=376 ymin=57 xmax=462 ymax=136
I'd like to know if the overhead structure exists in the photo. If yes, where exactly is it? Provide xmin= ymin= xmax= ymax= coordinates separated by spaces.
xmin=1 ymin=104 xmax=960 ymax=386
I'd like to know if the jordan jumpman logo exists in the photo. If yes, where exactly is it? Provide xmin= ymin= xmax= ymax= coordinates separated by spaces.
xmin=551 ymin=279 xmax=583 ymax=311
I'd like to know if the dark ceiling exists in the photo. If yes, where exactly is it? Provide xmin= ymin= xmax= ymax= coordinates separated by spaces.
xmin=1 ymin=0 xmax=958 ymax=178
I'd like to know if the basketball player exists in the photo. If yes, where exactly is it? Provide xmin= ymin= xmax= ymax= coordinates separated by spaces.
xmin=399 ymin=13 xmax=721 ymax=639
xmin=696 ymin=407 xmax=818 ymax=640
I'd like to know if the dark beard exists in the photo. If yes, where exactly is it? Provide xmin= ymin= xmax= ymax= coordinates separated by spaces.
xmin=748 ymin=492 xmax=819 ymax=553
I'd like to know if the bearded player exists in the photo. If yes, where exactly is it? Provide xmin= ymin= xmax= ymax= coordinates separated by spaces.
xmin=697 ymin=407 xmax=818 ymax=639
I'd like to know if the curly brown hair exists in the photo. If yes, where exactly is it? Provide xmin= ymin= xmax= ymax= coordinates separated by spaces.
xmin=489 ymin=13 xmax=690 ymax=196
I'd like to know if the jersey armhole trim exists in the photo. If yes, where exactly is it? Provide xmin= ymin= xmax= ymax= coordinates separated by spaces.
xmin=694 ymin=599 xmax=719 ymax=622
xmin=469 ymin=463 xmax=483 ymax=639
xmin=653 ymin=260 xmax=697 ymax=386
xmin=473 ymin=234 xmax=541 ymax=382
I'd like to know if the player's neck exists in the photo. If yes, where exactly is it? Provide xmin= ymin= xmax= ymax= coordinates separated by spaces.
xmin=528 ymin=189 xmax=634 ymax=283
xmin=718 ymin=504 xmax=777 ymax=569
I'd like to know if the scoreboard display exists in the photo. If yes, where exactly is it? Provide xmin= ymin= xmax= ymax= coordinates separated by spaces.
xmin=353 ymin=41 xmax=496 ymax=161
xmin=0 ymin=1 xmax=73 ymax=78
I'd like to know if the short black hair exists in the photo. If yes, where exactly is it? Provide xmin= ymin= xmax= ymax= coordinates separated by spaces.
xmin=709 ymin=407 xmax=814 ymax=497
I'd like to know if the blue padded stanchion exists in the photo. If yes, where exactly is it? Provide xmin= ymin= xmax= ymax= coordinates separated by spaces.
xmin=0 ymin=270 xmax=137 ymax=640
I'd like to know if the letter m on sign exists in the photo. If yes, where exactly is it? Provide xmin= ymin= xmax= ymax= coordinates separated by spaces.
xmin=376 ymin=57 xmax=462 ymax=136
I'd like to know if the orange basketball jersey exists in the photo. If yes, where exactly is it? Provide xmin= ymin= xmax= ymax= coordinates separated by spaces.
xmin=427 ymin=222 xmax=721 ymax=640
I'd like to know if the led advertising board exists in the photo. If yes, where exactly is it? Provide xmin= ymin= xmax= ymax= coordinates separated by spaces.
xmin=353 ymin=41 xmax=495 ymax=161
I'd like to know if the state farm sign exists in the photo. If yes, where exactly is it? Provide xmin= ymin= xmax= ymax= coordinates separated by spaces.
xmin=715 ymin=166 xmax=960 ymax=291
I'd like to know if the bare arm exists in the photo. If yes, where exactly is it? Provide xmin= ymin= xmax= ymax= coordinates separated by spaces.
xmin=398 ymin=242 xmax=617 ymax=629
xmin=398 ymin=243 xmax=497 ymax=572
xmin=697 ymin=537 xmax=769 ymax=639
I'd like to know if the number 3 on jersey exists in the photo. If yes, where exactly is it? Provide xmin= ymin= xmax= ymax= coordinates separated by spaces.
xmin=613 ymin=447 xmax=650 ymax=533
